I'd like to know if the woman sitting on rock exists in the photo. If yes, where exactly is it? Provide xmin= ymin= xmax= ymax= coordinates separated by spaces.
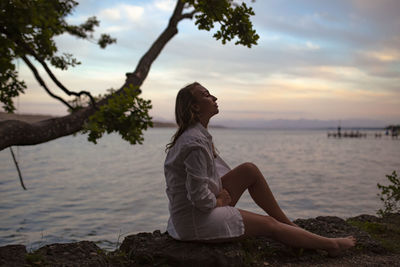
xmin=164 ymin=82 xmax=355 ymax=256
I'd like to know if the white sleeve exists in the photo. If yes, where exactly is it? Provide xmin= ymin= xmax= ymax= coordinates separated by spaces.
xmin=215 ymin=155 xmax=231 ymax=178
xmin=184 ymin=147 xmax=216 ymax=212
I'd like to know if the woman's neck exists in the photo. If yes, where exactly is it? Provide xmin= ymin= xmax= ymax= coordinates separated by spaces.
xmin=199 ymin=117 xmax=209 ymax=129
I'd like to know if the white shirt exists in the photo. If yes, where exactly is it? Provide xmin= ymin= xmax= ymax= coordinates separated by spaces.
xmin=164 ymin=123 xmax=244 ymax=240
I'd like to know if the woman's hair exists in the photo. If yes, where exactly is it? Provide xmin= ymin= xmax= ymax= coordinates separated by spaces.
xmin=165 ymin=82 xmax=200 ymax=151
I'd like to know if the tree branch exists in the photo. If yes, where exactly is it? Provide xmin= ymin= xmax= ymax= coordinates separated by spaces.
xmin=179 ymin=10 xmax=197 ymax=20
xmin=121 ymin=0 xmax=185 ymax=90
xmin=11 ymin=35 xmax=98 ymax=108
xmin=21 ymin=55 xmax=74 ymax=110
xmin=0 ymin=107 xmax=95 ymax=150
xmin=9 ymin=147 xmax=27 ymax=190
xmin=37 ymin=57 xmax=97 ymax=108
xmin=0 ymin=0 xmax=188 ymax=150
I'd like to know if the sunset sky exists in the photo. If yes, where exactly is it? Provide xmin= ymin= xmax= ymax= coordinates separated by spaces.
xmin=13 ymin=0 xmax=400 ymax=126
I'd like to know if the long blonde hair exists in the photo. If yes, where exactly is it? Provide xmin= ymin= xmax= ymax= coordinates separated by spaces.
xmin=165 ymin=82 xmax=200 ymax=151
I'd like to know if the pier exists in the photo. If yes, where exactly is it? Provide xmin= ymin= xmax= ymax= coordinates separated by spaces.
xmin=327 ymin=131 xmax=367 ymax=138
xmin=327 ymin=125 xmax=399 ymax=139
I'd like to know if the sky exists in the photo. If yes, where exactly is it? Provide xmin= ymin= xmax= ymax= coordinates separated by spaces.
xmin=12 ymin=0 xmax=400 ymax=127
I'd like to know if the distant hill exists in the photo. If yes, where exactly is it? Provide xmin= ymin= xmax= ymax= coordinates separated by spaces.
xmin=211 ymin=118 xmax=389 ymax=129
xmin=0 ymin=112 xmax=177 ymax=128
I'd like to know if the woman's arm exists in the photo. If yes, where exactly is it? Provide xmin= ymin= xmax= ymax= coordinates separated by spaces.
xmin=184 ymin=147 xmax=218 ymax=211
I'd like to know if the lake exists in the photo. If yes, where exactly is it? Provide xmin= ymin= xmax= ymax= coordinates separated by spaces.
xmin=0 ymin=128 xmax=399 ymax=250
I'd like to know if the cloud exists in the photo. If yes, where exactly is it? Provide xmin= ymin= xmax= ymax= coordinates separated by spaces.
xmin=99 ymin=8 xmax=121 ymax=21
xmin=124 ymin=5 xmax=144 ymax=22
xmin=351 ymin=48 xmax=400 ymax=78
xmin=153 ymin=0 xmax=175 ymax=12
xmin=351 ymin=0 xmax=400 ymax=25
xmin=286 ymin=41 xmax=321 ymax=51
xmin=102 ymin=25 xmax=128 ymax=33
xmin=361 ymin=50 xmax=400 ymax=62
xmin=98 ymin=4 xmax=144 ymax=23
xmin=305 ymin=41 xmax=320 ymax=50
xmin=252 ymin=0 xmax=399 ymax=53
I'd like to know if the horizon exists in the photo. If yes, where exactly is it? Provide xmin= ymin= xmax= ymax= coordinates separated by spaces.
xmin=1 ymin=111 xmax=393 ymax=129
xmin=6 ymin=0 xmax=400 ymax=125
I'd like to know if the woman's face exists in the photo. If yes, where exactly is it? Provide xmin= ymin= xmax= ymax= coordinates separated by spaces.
xmin=191 ymin=84 xmax=219 ymax=119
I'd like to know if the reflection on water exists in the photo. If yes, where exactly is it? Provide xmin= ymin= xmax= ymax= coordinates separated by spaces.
xmin=0 ymin=128 xmax=399 ymax=250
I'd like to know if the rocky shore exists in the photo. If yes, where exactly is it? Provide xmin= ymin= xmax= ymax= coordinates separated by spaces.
xmin=1 ymin=213 xmax=399 ymax=266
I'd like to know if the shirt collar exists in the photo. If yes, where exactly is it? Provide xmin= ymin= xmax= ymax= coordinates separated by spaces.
xmin=194 ymin=122 xmax=212 ymax=140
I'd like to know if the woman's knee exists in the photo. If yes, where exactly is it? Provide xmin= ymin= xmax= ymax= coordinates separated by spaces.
xmin=238 ymin=162 xmax=260 ymax=175
xmin=258 ymin=216 xmax=282 ymax=238
xmin=237 ymin=162 xmax=264 ymax=184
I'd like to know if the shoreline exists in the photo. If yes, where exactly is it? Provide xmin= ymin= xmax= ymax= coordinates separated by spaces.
xmin=1 ymin=213 xmax=399 ymax=266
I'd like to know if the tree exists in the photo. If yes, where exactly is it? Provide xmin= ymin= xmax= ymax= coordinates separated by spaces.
xmin=0 ymin=0 xmax=259 ymax=150
xmin=377 ymin=171 xmax=400 ymax=216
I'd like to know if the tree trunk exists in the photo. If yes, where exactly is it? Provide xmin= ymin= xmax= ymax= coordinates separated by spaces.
xmin=0 ymin=0 xmax=187 ymax=151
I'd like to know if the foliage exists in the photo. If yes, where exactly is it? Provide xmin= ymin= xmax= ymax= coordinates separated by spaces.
xmin=185 ymin=0 xmax=259 ymax=47
xmin=240 ymin=238 xmax=277 ymax=265
xmin=0 ymin=58 xmax=26 ymax=113
xmin=377 ymin=171 xmax=400 ymax=217
xmin=347 ymin=217 xmax=400 ymax=253
xmin=25 ymin=252 xmax=46 ymax=266
xmin=81 ymin=86 xmax=153 ymax=145
xmin=0 ymin=0 xmax=115 ymax=113
xmin=1 ymin=0 xmax=259 ymax=148
xmin=67 ymin=91 xmax=104 ymax=112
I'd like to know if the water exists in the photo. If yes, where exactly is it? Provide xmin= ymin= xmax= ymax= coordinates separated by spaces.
xmin=0 ymin=128 xmax=399 ymax=250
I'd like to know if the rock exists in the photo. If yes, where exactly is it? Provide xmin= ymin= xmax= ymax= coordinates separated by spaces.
xmin=119 ymin=230 xmax=246 ymax=266
xmin=380 ymin=213 xmax=400 ymax=224
xmin=0 ymin=214 xmax=396 ymax=266
xmin=119 ymin=216 xmax=389 ymax=266
xmin=0 ymin=245 xmax=27 ymax=267
xmin=349 ymin=214 xmax=380 ymax=223
xmin=295 ymin=216 xmax=386 ymax=254
xmin=33 ymin=241 xmax=109 ymax=266
xmin=0 ymin=241 xmax=120 ymax=267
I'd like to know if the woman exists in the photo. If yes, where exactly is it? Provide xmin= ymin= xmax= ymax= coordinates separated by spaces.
xmin=164 ymin=82 xmax=355 ymax=256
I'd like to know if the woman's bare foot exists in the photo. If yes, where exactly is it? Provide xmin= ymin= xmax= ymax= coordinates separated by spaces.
xmin=327 ymin=236 xmax=356 ymax=257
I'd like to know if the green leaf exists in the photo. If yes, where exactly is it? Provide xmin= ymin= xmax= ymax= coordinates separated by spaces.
xmin=377 ymin=171 xmax=400 ymax=217
xmin=81 ymin=85 xmax=153 ymax=145
xmin=0 ymin=0 xmax=116 ymax=111
xmin=183 ymin=0 xmax=259 ymax=47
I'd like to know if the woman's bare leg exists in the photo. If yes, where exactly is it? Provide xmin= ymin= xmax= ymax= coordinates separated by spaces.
xmin=221 ymin=162 xmax=294 ymax=226
xmin=239 ymin=209 xmax=355 ymax=256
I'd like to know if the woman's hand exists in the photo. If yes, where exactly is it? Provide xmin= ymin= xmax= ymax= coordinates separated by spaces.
xmin=216 ymin=189 xmax=231 ymax=207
